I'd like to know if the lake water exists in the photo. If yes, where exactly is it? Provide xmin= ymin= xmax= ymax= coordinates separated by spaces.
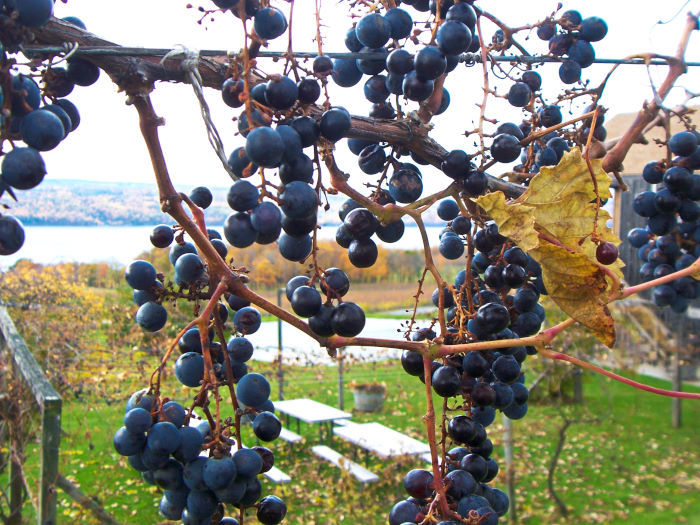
xmin=1 ymin=224 xmax=447 ymax=268
xmin=246 ymin=317 xmax=412 ymax=366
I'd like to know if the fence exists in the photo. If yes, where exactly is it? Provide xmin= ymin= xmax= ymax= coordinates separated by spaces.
xmin=0 ymin=306 xmax=61 ymax=525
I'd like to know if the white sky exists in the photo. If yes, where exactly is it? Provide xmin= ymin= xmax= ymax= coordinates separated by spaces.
xmin=41 ymin=0 xmax=700 ymax=189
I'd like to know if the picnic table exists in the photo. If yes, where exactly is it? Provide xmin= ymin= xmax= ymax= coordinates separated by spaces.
xmin=272 ymin=398 xmax=352 ymax=441
xmin=333 ymin=422 xmax=431 ymax=459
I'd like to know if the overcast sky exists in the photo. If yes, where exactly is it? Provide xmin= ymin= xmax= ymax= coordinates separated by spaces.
xmin=41 ymin=0 xmax=700 ymax=190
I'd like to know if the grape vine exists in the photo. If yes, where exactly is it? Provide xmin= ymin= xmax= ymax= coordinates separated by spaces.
xmin=1 ymin=1 xmax=699 ymax=524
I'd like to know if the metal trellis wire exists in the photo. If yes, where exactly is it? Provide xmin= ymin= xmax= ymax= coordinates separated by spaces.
xmin=20 ymin=46 xmax=700 ymax=67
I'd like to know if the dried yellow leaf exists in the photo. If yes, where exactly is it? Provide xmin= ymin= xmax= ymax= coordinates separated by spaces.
xmin=475 ymin=148 xmax=622 ymax=347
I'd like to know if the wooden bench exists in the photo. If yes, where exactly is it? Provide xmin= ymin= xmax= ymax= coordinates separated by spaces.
xmin=264 ymin=465 xmax=291 ymax=484
xmin=332 ymin=418 xmax=354 ymax=427
xmin=311 ymin=445 xmax=378 ymax=483
xmin=278 ymin=427 xmax=303 ymax=444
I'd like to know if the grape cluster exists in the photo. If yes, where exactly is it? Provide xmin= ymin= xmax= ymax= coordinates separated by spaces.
xmin=335 ymin=1 xmax=475 ymax=108
xmin=120 ymin=186 xmax=293 ymax=522
xmin=120 ymin=241 xmax=287 ymax=523
xmin=115 ymin=380 xmax=286 ymax=525
xmin=285 ymin=266 xmax=366 ymax=338
xmin=536 ymin=9 xmax=608 ymax=85
xmin=626 ymin=130 xmax=700 ymax=313
xmin=391 ymin=222 xmax=543 ymax=524
xmin=0 ymin=2 xmax=87 ymax=255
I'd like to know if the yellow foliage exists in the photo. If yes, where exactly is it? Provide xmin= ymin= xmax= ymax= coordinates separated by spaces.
xmin=476 ymin=148 xmax=623 ymax=347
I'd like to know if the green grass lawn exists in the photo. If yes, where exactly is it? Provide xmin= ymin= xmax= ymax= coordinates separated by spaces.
xmin=21 ymin=358 xmax=700 ymax=525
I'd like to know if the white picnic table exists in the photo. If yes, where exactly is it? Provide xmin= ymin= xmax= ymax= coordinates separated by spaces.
xmin=332 ymin=422 xmax=431 ymax=459
xmin=272 ymin=398 xmax=352 ymax=441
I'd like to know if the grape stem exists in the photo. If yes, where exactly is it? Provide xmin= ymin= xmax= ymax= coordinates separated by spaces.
xmin=538 ymin=348 xmax=700 ymax=399
xmin=421 ymin=356 xmax=451 ymax=518
xmin=602 ymin=11 xmax=699 ymax=173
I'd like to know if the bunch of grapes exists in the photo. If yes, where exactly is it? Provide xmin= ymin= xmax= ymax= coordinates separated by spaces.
xmin=0 ymin=1 xmax=88 ymax=255
xmin=388 ymin=220 xmax=540 ymax=524
xmin=115 ymin=382 xmax=286 ymax=525
xmin=627 ymin=130 xmax=700 ymax=312
xmin=119 ymin=214 xmax=288 ymax=524
xmin=537 ymin=9 xmax=608 ymax=85
xmin=5 ymin=0 xmax=697 ymax=523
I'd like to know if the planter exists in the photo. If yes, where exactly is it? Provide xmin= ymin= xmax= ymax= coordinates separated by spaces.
xmin=352 ymin=386 xmax=386 ymax=412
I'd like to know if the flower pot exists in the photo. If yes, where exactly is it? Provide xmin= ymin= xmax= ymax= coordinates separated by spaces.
xmin=352 ymin=387 xmax=385 ymax=412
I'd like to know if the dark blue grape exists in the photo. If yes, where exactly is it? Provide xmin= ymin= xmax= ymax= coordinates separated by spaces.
xmin=233 ymin=306 xmax=261 ymax=335
xmin=436 ymin=19 xmax=471 ymax=55
xmin=278 ymin=233 xmax=312 ymax=261
xmin=402 ymin=70 xmax=434 ymax=101
xmin=386 ymin=48 xmax=413 ymax=75
xmin=186 ymin=489 xmax=218 ymax=520
xmin=1 ymin=147 xmax=46 ymax=190
xmin=174 ymin=252 xmax=206 ymax=286
xmin=538 ymin=105 xmax=563 ymax=127
xmin=567 ymin=40 xmax=595 ymax=68
xmin=388 ymin=500 xmax=420 ymax=525
xmin=264 ymin=75 xmax=298 ymax=109
xmin=233 ymin=447 xmax=264 ymax=480
xmin=227 ymin=336 xmax=254 ymax=362
xmin=445 ymin=469 xmax=477 ymax=500
xmin=10 ymin=75 xmax=41 ymax=117
xmin=297 ymin=77 xmax=320 ymax=104
xmin=640 ymin=160 xmax=664 ymax=184
xmin=175 ymin=352 xmax=204 ymax=387
xmin=385 ymin=7 xmax=413 ymax=39
xmin=312 ymin=55 xmax=333 ymax=76
xmin=257 ymin=495 xmax=287 ymax=525
xmin=253 ymin=6 xmax=287 ymax=40
xmin=414 ymin=46 xmax=446 ymax=80
xmin=253 ymin=411 xmax=282 ymax=442
xmin=503 ymin=401 xmax=528 ymax=420
xmin=580 ymin=16 xmax=608 ymax=42
xmin=237 ymin=373 xmax=270 ymax=408
xmin=245 ymin=127 xmax=283 ymax=168
xmin=507 ymin=82 xmax=531 ymax=107
xmin=537 ymin=22 xmax=555 ymax=41
xmin=66 ymin=57 xmax=100 ymax=86
xmin=291 ymin=285 xmax=322 ymax=317
xmin=431 ymin=365 xmax=461 ymax=397
xmin=389 ymin=166 xmax=423 ymax=203
xmin=227 ymin=147 xmax=258 ymax=179
xmin=559 ymin=59 xmax=581 ymax=84
xmin=162 ymin=401 xmax=186 ymax=428
xmin=655 ymin=188 xmax=681 ymax=214
xmin=222 ymin=78 xmax=244 ymax=108
xmin=174 ymin=427 xmax=204 ymax=464
xmin=491 ymin=134 xmax=521 ymax=163
xmin=446 ymin=2 xmax=476 ymax=32
xmin=113 ymin=427 xmax=146 ymax=456
xmin=136 ymin=302 xmax=167 ymax=331
xmin=669 ymin=131 xmax=698 ymax=157
xmin=356 ymin=13 xmax=391 ymax=48
xmin=19 ymin=109 xmax=65 ymax=151
xmin=202 ymin=456 xmax=236 ymax=491
xmin=153 ymin=458 xmax=185 ymax=491
xmin=147 ymin=421 xmax=180 ymax=455
xmin=633 ymin=191 xmax=658 ymax=217
xmin=331 ymin=302 xmax=365 ymax=337
xmin=332 ymin=58 xmax=363 ymax=87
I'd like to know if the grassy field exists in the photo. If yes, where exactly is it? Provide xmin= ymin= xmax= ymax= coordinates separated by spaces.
xmin=24 ymin=355 xmax=697 ymax=525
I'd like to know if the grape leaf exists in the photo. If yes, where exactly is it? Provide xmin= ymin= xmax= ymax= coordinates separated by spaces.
xmin=476 ymin=148 xmax=623 ymax=347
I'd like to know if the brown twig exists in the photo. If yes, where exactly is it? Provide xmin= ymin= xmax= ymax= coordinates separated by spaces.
xmin=602 ymin=12 xmax=699 ymax=173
